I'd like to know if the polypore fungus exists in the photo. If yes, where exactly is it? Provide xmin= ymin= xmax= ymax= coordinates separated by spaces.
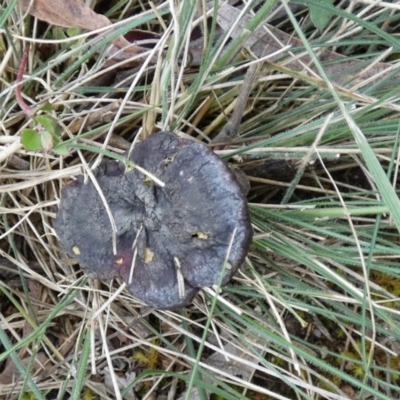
xmin=54 ymin=132 xmax=252 ymax=309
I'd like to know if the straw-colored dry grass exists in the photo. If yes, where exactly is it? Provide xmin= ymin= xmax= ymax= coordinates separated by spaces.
xmin=2 ymin=1 xmax=400 ymax=399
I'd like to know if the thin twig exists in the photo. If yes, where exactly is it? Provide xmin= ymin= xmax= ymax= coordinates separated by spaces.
xmin=15 ymin=46 xmax=33 ymax=117
xmin=212 ymin=62 xmax=259 ymax=143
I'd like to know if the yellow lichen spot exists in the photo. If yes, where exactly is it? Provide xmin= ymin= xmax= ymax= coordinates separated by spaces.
xmin=192 ymin=231 xmax=208 ymax=240
xmin=116 ymin=257 xmax=124 ymax=265
xmin=144 ymin=247 xmax=154 ymax=264
xmin=72 ymin=246 xmax=81 ymax=255
xmin=143 ymin=177 xmax=154 ymax=187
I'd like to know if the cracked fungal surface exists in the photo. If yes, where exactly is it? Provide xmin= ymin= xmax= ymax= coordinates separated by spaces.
xmin=54 ymin=131 xmax=253 ymax=309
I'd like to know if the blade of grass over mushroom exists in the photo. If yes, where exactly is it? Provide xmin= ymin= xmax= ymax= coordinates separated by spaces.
xmin=56 ymin=108 xmax=153 ymax=146
xmin=65 ymin=143 xmax=165 ymax=187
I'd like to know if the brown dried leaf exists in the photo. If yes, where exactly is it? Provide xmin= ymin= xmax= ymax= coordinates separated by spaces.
xmin=0 ymin=352 xmax=50 ymax=385
xmin=18 ymin=0 xmax=139 ymax=52
xmin=217 ymin=4 xmax=399 ymax=88
xmin=98 ymin=30 xmax=160 ymax=68
xmin=19 ymin=0 xmax=110 ymax=30
xmin=102 ymin=370 xmax=136 ymax=400
xmin=21 ymin=280 xmax=43 ymax=341
xmin=177 ymin=339 xmax=259 ymax=400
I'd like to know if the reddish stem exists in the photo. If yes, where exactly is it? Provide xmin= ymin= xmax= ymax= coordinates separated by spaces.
xmin=15 ymin=46 xmax=33 ymax=117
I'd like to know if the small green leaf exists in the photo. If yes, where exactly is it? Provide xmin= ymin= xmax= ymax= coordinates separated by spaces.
xmin=21 ymin=129 xmax=42 ymax=151
xmin=308 ymin=0 xmax=334 ymax=31
xmin=53 ymin=123 xmax=62 ymax=137
xmin=34 ymin=115 xmax=55 ymax=134
xmin=39 ymin=103 xmax=53 ymax=112
xmin=53 ymin=26 xmax=67 ymax=40
xmin=67 ymin=27 xmax=81 ymax=37
xmin=53 ymin=143 xmax=69 ymax=156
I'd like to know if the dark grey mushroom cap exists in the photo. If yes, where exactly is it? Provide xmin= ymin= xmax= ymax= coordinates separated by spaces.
xmin=54 ymin=132 xmax=252 ymax=309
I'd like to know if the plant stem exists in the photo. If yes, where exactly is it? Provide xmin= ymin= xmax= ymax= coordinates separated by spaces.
xmin=15 ymin=46 xmax=33 ymax=117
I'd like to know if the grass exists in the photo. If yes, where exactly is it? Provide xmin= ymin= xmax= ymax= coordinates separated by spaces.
xmin=1 ymin=0 xmax=400 ymax=398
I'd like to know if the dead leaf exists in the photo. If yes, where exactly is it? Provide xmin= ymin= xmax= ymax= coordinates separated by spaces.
xmin=205 ymin=341 xmax=256 ymax=381
xmin=0 ymin=352 xmax=50 ymax=385
xmin=20 ymin=279 xmax=43 ymax=343
xmin=95 ymin=30 xmax=160 ymax=68
xmin=67 ymin=101 xmax=122 ymax=134
xmin=217 ymin=4 xmax=399 ymax=88
xmin=102 ymin=369 xmax=136 ymax=400
xmin=18 ymin=0 xmax=141 ymax=53
xmin=178 ymin=338 xmax=258 ymax=400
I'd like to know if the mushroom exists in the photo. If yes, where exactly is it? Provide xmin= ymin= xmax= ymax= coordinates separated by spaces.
xmin=54 ymin=132 xmax=252 ymax=309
